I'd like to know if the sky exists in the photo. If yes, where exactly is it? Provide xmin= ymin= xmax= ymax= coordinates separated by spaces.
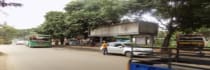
xmin=0 ymin=0 xmax=70 ymax=29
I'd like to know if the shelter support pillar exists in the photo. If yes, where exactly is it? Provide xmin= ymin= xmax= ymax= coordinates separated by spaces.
xmin=100 ymin=37 xmax=103 ymax=43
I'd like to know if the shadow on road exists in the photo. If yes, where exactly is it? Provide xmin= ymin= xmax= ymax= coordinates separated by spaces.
xmin=0 ymin=52 xmax=6 ymax=56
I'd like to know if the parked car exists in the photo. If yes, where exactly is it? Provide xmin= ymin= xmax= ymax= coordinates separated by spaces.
xmin=100 ymin=42 xmax=153 ymax=57
xmin=69 ymin=40 xmax=80 ymax=46
xmin=16 ymin=40 xmax=26 ymax=45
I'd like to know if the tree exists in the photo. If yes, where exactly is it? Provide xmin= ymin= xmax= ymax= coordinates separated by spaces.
xmin=152 ymin=0 xmax=210 ymax=47
xmin=39 ymin=0 xmax=153 ymax=39
xmin=0 ymin=24 xmax=18 ymax=44
xmin=15 ymin=28 xmax=37 ymax=40
xmin=129 ymin=0 xmax=210 ymax=47
xmin=64 ymin=0 xmax=138 ymax=38
xmin=37 ymin=11 xmax=67 ymax=45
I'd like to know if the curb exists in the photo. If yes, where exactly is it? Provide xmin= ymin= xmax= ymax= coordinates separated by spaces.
xmin=64 ymin=46 xmax=100 ymax=52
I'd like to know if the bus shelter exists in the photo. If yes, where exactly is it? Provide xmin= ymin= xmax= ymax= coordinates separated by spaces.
xmin=90 ymin=21 xmax=158 ymax=46
xmin=90 ymin=21 xmax=173 ymax=70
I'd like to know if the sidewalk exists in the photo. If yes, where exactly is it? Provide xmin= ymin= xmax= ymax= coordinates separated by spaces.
xmin=0 ymin=52 xmax=7 ymax=70
xmin=63 ymin=46 xmax=100 ymax=52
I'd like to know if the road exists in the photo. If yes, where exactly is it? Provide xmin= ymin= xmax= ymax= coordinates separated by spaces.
xmin=0 ymin=45 xmax=129 ymax=70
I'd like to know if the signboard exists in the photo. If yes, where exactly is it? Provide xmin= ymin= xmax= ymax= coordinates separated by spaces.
xmin=135 ymin=37 xmax=146 ymax=44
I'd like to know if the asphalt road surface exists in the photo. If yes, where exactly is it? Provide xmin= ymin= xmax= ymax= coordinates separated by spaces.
xmin=0 ymin=45 xmax=129 ymax=70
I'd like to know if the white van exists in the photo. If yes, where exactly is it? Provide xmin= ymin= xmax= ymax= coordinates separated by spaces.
xmin=100 ymin=42 xmax=153 ymax=57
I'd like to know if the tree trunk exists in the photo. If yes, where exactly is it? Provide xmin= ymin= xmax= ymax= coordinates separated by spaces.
xmin=83 ymin=32 xmax=89 ymax=39
xmin=60 ymin=37 xmax=64 ymax=45
xmin=55 ymin=39 xmax=59 ymax=45
xmin=162 ymin=31 xmax=174 ymax=47
xmin=162 ymin=23 xmax=176 ymax=48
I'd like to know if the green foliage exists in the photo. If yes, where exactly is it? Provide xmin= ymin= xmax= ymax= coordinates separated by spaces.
xmin=0 ymin=24 xmax=18 ymax=44
xmin=39 ymin=0 xmax=158 ymax=38
xmin=63 ymin=0 xmax=136 ymax=38
xmin=151 ymin=0 xmax=210 ymax=32
xmin=37 ymin=11 xmax=66 ymax=38
xmin=16 ymin=28 xmax=37 ymax=40
xmin=65 ymin=0 xmax=123 ymax=25
xmin=197 ymin=27 xmax=210 ymax=37
xmin=145 ymin=0 xmax=210 ymax=47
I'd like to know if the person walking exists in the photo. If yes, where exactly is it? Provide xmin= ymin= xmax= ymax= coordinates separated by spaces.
xmin=101 ymin=41 xmax=108 ymax=55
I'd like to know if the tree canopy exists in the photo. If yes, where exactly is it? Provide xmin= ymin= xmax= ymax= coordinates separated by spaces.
xmin=0 ymin=24 xmax=18 ymax=44
xmin=39 ymin=0 xmax=146 ymax=38
xmin=37 ymin=11 xmax=67 ymax=38
xmin=150 ymin=0 xmax=210 ymax=47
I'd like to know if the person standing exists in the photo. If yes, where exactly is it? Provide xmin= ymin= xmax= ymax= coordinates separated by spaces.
xmin=101 ymin=41 xmax=108 ymax=55
xmin=64 ymin=37 xmax=68 ymax=45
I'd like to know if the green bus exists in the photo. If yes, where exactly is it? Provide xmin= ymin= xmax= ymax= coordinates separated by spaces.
xmin=27 ymin=35 xmax=51 ymax=48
